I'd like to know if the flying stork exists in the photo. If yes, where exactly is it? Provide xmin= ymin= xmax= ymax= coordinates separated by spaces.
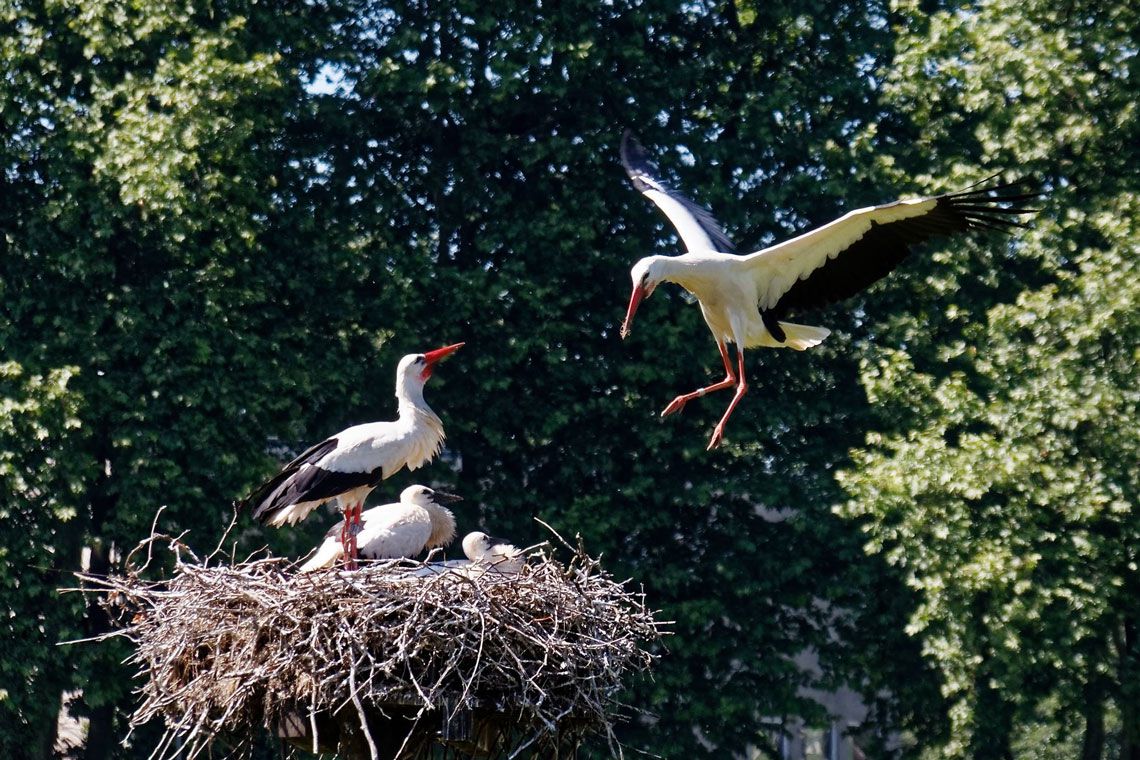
xmin=239 ymin=342 xmax=463 ymax=567
xmin=462 ymin=531 xmax=525 ymax=574
xmin=298 ymin=484 xmax=461 ymax=572
xmin=619 ymin=131 xmax=1039 ymax=449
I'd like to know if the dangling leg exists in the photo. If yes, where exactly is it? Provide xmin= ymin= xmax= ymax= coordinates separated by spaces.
xmin=707 ymin=347 xmax=749 ymax=450
xmin=661 ymin=340 xmax=737 ymax=417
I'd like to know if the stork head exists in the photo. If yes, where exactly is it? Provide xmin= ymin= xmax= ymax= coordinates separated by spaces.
xmin=621 ymin=256 xmax=666 ymax=339
xmin=399 ymin=484 xmax=463 ymax=507
xmin=402 ymin=485 xmax=461 ymax=548
xmin=396 ymin=342 xmax=464 ymax=395
xmin=462 ymin=531 xmax=495 ymax=561
xmin=461 ymin=530 xmax=516 ymax=561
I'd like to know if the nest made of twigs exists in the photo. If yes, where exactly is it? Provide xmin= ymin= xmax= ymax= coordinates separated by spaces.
xmin=81 ymin=534 xmax=663 ymax=760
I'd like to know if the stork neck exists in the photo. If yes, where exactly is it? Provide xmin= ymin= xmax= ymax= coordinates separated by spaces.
xmin=393 ymin=385 xmax=446 ymax=473
xmin=396 ymin=378 xmax=430 ymax=413
xmin=397 ymin=392 xmax=442 ymax=430
xmin=392 ymin=376 xmax=446 ymax=470
xmin=657 ymin=255 xmax=721 ymax=293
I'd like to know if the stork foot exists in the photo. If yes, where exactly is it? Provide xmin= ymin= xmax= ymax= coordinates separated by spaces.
xmin=661 ymin=395 xmax=689 ymax=417
xmin=707 ymin=425 xmax=727 ymax=450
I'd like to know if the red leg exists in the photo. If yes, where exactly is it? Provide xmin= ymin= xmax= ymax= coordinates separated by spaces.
xmin=661 ymin=341 xmax=737 ymax=417
xmin=344 ymin=502 xmax=361 ymax=570
xmin=352 ymin=503 xmax=363 ymax=561
xmin=707 ymin=348 xmax=749 ymax=450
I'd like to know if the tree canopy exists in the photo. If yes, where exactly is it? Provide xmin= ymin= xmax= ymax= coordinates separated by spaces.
xmin=0 ymin=0 xmax=1134 ymax=757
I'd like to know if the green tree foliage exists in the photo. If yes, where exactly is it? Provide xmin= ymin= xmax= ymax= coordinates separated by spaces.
xmin=0 ymin=364 xmax=89 ymax=756
xmin=3 ymin=0 xmax=937 ymax=755
xmin=837 ymin=0 xmax=1139 ymax=756
xmin=1 ymin=0 xmax=337 ymax=753
xmin=2 ymin=0 xmax=1132 ymax=758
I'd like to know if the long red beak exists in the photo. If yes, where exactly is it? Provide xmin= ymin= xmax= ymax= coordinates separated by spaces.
xmin=423 ymin=342 xmax=464 ymax=366
xmin=620 ymin=286 xmax=646 ymax=340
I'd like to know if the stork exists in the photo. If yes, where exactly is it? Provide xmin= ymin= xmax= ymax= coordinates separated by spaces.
xmin=298 ymin=485 xmax=461 ymax=572
xmin=619 ymin=131 xmax=1039 ymax=449
xmin=239 ymin=342 xmax=463 ymax=567
xmin=462 ymin=531 xmax=525 ymax=574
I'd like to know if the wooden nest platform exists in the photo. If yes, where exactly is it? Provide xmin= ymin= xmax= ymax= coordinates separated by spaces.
xmin=83 ymin=535 xmax=663 ymax=759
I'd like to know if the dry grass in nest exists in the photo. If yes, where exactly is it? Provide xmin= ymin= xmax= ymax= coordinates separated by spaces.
xmin=76 ymin=527 xmax=664 ymax=759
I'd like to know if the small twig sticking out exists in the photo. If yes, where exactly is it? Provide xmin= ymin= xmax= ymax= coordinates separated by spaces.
xmin=79 ymin=526 xmax=666 ymax=760
xmin=207 ymin=507 xmax=241 ymax=565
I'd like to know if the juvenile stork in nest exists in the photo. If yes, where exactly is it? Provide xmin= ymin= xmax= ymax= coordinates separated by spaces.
xmin=240 ymin=343 xmax=462 ymax=567
xmin=299 ymin=485 xmax=462 ymax=572
xmin=462 ymin=531 xmax=525 ymax=574
xmin=619 ymin=131 xmax=1039 ymax=449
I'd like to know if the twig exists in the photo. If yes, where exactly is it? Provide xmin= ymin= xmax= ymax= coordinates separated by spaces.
xmin=80 ymin=528 xmax=666 ymax=759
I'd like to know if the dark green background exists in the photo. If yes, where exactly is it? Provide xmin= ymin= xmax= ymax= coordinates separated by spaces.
xmin=1 ymin=0 xmax=1136 ymax=757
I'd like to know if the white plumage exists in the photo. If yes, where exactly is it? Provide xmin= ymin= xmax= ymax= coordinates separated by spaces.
xmin=299 ymin=485 xmax=461 ymax=572
xmin=462 ymin=531 xmax=525 ymax=574
xmin=240 ymin=342 xmax=462 ymax=564
xmin=619 ymin=131 xmax=1037 ymax=449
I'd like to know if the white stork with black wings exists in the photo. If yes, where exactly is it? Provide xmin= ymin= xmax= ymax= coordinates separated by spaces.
xmin=239 ymin=342 xmax=463 ymax=566
xmin=618 ymin=131 xmax=1039 ymax=449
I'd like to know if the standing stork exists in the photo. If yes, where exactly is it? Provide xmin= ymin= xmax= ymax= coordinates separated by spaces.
xmin=298 ymin=485 xmax=461 ymax=572
xmin=619 ymin=131 xmax=1039 ymax=449
xmin=239 ymin=342 xmax=463 ymax=567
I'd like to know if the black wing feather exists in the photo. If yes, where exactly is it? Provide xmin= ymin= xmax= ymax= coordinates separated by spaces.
xmin=239 ymin=438 xmax=337 ymax=511
xmin=621 ymin=130 xmax=737 ymax=254
xmin=240 ymin=438 xmax=380 ymax=524
xmin=770 ymin=177 xmax=1041 ymax=317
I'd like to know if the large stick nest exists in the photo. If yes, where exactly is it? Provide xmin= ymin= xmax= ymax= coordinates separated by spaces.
xmin=81 ymin=532 xmax=664 ymax=759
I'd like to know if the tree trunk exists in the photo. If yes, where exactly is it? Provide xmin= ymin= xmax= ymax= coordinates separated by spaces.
xmin=1081 ymin=698 xmax=1104 ymax=760
xmin=1120 ymin=616 xmax=1140 ymax=760
xmin=969 ymin=668 xmax=1014 ymax=760
xmin=79 ymin=541 xmax=116 ymax=760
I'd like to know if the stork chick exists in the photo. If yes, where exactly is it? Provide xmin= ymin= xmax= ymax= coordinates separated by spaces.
xmin=462 ymin=531 xmax=525 ymax=574
xmin=299 ymin=485 xmax=461 ymax=572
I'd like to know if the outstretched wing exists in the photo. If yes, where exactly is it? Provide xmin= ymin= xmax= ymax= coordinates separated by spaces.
xmin=747 ymin=176 xmax=1041 ymax=315
xmin=621 ymin=130 xmax=736 ymax=254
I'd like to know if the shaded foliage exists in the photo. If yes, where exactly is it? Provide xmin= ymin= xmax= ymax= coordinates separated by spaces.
xmin=1 ymin=0 xmax=1133 ymax=757
xmin=838 ymin=0 xmax=1140 ymax=756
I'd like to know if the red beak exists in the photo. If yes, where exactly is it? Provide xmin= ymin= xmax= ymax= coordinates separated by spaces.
xmin=422 ymin=342 xmax=464 ymax=366
xmin=620 ymin=286 xmax=646 ymax=340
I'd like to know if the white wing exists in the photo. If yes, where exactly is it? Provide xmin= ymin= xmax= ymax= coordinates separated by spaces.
xmin=298 ymin=534 xmax=345 ymax=572
xmin=318 ymin=420 xmax=399 ymax=472
xmin=747 ymin=198 xmax=936 ymax=310
xmin=298 ymin=501 xmax=434 ymax=570
xmin=621 ymin=131 xmax=736 ymax=254
xmin=486 ymin=544 xmax=525 ymax=574
xmin=744 ymin=177 xmax=1037 ymax=313
xmin=357 ymin=504 xmax=433 ymax=559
